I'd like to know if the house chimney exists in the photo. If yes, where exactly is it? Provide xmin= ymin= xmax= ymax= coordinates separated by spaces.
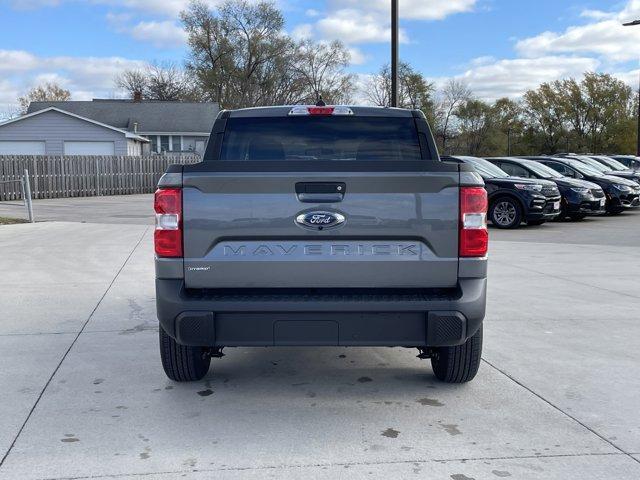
xmin=133 ymin=91 xmax=142 ymax=102
xmin=133 ymin=122 xmax=139 ymax=134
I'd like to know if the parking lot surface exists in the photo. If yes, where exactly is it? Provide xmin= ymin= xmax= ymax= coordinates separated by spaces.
xmin=0 ymin=196 xmax=639 ymax=479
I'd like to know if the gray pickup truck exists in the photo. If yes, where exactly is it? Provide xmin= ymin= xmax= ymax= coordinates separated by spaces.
xmin=154 ymin=105 xmax=488 ymax=384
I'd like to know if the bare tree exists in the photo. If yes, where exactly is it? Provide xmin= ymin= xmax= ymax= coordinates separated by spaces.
xmin=365 ymin=62 xmax=434 ymax=113
xmin=115 ymin=63 xmax=197 ymax=101
xmin=17 ymin=82 xmax=71 ymax=113
xmin=434 ymin=79 xmax=471 ymax=153
xmin=292 ymin=40 xmax=355 ymax=105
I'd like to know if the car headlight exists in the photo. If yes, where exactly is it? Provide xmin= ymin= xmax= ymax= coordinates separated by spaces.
xmin=570 ymin=187 xmax=590 ymax=195
xmin=514 ymin=184 xmax=543 ymax=192
xmin=613 ymin=184 xmax=633 ymax=192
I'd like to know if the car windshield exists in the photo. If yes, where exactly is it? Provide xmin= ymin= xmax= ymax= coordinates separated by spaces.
xmin=574 ymin=156 xmax=609 ymax=173
xmin=459 ymin=156 xmax=508 ymax=178
xmin=595 ymin=156 xmax=627 ymax=171
xmin=522 ymin=160 xmax=564 ymax=178
xmin=220 ymin=116 xmax=423 ymax=161
xmin=564 ymin=159 xmax=603 ymax=176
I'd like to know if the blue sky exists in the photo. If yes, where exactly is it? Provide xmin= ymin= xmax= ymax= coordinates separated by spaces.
xmin=1 ymin=0 xmax=640 ymax=113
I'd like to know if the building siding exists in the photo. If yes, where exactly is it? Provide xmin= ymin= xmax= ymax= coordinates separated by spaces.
xmin=0 ymin=110 xmax=131 ymax=155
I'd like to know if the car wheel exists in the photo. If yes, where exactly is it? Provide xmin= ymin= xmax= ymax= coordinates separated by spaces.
xmin=568 ymin=213 xmax=587 ymax=221
xmin=608 ymin=207 xmax=624 ymax=215
xmin=159 ymin=326 xmax=211 ymax=382
xmin=431 ymin=326 xmax=483 ymax=383
xmin=527 ymin=220 xmax=545 ymax=226
xmin=489 ymin=197 xmax=522 ymax=229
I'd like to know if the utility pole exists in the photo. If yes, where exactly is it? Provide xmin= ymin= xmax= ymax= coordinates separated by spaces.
xmin=391 ymin=0 xmax=399 ymax=107
xmin=623 ymin=20 xmax=640 ymax=156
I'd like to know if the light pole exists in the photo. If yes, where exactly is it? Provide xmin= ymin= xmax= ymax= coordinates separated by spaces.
xmin=391 ymin=0 xmax=399 ymax=107
xmin=623 ymin=20 xmax=640 ymax=156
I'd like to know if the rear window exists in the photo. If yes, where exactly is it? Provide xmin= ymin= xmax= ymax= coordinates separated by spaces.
xmin=220 ymin=116 xmax=422 ymax=162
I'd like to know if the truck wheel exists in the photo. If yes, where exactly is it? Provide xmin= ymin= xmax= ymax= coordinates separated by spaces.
xmin=159 ymin=326 xmax=211 ymax=382
xmin=489 ymin=197 xmax=522 ymax=229
xmin=430 ymin=326 xmax=482 ymax=383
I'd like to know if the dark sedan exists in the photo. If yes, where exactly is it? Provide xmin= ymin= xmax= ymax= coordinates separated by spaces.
xmin=443 ymin=156 xmax=561 ymax=228
xmin=487 ymin=157 xmax=605 ymax=220
xmin=535 ymin=157 xmax=640 ymax=214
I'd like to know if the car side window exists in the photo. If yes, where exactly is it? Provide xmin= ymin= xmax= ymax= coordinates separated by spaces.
xmin=545 ymin=162 xmax=568 ymax=176
xmin=504 ymin=164 xmax=531 ymax=178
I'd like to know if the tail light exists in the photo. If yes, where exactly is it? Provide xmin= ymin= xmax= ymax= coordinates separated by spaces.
xmin=154 ymin=188 xmax=182 ymax=257
xmin=288 ymin=106 xmax=354 ymax=116
xmin=459 ymin=186 xmax=488 ymax=257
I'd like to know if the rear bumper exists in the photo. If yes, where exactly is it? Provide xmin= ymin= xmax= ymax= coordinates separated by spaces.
xmin=156 ymin=278 xmax=486 ymax=348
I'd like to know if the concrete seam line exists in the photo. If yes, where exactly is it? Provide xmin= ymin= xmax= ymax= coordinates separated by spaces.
xmin=490 ymin=259 xmax=640 ymax=301
xmin=0 ymin=226 xmax=150 ymax=469
xmin=482 ymin=358 xmax=640 ymax=465
xmin=24 ymin=452 xmax=631 ymax=480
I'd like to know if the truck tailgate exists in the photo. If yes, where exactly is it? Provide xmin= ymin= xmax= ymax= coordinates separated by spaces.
xmin=182 ymin=170 xmax=459 ymax=289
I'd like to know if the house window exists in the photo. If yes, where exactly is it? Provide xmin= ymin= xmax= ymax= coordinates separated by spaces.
xmin=160 ymin=136 xmax=170 ymax=152
xmin=150 ymin=136 xmax=158 ymax=153
xmin=183 ymin=136 xmax=196 ymax=152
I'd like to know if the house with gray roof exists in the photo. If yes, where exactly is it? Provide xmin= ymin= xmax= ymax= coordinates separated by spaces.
xmin=0 ymin=97 xmax=219 ymax=156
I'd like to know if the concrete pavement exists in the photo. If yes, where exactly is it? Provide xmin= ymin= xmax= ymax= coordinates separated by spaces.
xmin=0 ymin=203 xmax=639 ymax=479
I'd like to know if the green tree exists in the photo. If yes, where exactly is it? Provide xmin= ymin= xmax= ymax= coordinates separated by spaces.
xmin=523 ymin=83 xmax=566 ymax=154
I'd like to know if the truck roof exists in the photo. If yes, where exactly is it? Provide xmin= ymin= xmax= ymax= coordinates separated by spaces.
xmin=226 ymin=105 xmax=418 ymax=118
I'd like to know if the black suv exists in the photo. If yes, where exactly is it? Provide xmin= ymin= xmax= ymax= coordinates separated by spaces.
xmin=535 ymin=157 xmax=640 ymax=214
xmin=582 ymin=155 xmax=640 ymax=183
xmin=566 ymin=155 xmax=640 ymax=184
xmin=444 ymin=156 xmax=561 ymax=228
xmin=610 ymin=155 xmax=640 ymax=171
xmin=487 ymin=157 xmax=606 ymax=221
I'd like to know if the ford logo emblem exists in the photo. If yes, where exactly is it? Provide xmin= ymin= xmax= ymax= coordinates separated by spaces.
xmin=295 ymin=211 xmax=345 ymax=229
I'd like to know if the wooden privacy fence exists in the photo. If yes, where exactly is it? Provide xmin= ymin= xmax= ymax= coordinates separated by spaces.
xmin=0 ymin=155 xmax=201 ymax=201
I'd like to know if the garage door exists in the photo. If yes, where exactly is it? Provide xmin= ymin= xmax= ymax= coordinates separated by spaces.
xmin=64 ymin=141 xmax=115 ymax=156
xmin=0 ymin=141 xmax=45 ymax=155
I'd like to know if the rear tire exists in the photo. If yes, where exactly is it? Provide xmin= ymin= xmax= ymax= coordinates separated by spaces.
xmin=159 ymin=326 xmax=211 ymax=382
xmin=489 ymin=197 xmax=522 ymax=229
xmin=431 ymin=326 xmax=483 ymax=383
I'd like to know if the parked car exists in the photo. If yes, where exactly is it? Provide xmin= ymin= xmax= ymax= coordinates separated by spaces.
xmin=609 ymin=155 xmax=640 ymax=171
xmin=486 ymin=157 xmax=606 ymax=221
xmin=583 ymin=155 xmax=640 ymax=184
xmin=567 ymin=154 xmax=640 ymax=184
xmin=535 ymin=157 xmax=640 ymax=214
xmin=443 ymin=156 xmax=561 ymax=228
xmin=155 ymin=105 xmax=488 ymax=384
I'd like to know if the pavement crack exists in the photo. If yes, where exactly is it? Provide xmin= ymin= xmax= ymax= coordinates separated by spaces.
xmin=482 ymin=358 xmax=640 ymax=466
xmin=27 ymin=452 xmax=630 ymax=479
xmin=0 ymin=226 xmax=150 ymax=469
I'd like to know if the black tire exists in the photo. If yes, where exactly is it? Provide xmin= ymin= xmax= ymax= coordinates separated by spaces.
xmin=608 ymin=207 xmax=624 ymax=215
xmin=159 ymin=326 xmax=211 ymax=382
xmin=527 ymin=219 xmax=545 ymax=226
xmin=489 ymin=197 xmax=522 ymax=229
xmin=431 ymin=326 xmax=483 ymax=383
xmin=568 ymin=213 xmax=587 ymax=221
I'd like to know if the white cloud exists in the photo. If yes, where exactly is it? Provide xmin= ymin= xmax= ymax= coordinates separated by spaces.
xmin=347 ymin=47 xmax=368 ymax=66
xmin=442 ymin=56 xmax=601 ymax=101
xmin=292 ymin=23 xmax=314 ymax=41
xmin=129 ymin=20 xmax=187 ymax=47
xmin=516 ymin=0 xmax=640 ymax=63
xmin=316 ymin=9 xmax=409 ymax=44
xmin=0 ymin=49 xmax=147 ymax=112
xmin=330 ymin=0 xmax=476 ymax=20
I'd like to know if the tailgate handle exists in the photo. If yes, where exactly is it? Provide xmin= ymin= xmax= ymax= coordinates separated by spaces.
xmin=296 ymin=182 xmax=345 ymax=203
